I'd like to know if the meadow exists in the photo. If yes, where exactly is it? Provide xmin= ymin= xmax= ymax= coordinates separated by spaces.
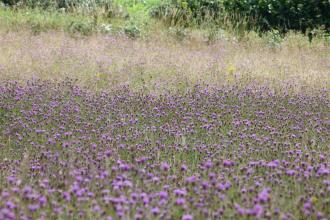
xmin=0 ymin=1 xmax=330 ymax=220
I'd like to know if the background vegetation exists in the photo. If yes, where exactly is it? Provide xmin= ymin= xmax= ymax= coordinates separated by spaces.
xmin=0 ymin=0 xmax=329 ymax=38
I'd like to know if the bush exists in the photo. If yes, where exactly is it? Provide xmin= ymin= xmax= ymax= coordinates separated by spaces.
xmin=264 ymin=29 xmax=283 ymax=47
xmin=68 ymin=20 xmax=95 ymax=35
xmin=1 ymin=0 xmax=18 ymax=6
xmin=124 ymin=21 xmax=141 ymax=38
xmin=150 ymin=0 xmax=330 ymax=33
xmin=223 ymin=0 xmax=330 ymax=33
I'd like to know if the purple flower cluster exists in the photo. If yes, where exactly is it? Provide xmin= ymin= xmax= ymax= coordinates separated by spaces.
xmin=0 ymin=81 xmax=329 ymax=219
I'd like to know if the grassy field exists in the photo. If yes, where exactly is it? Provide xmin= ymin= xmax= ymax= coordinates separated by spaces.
xmin=0 ymin=4 xmax=330 ymax=220
xmin=0 ymin=29 xmax=329 ymax=93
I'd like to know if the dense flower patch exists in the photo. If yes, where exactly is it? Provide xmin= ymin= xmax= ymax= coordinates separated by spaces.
xmin=0 ymin=80 xmax=329 ymax=219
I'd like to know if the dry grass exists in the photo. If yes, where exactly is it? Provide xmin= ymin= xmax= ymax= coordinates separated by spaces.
xmin=0 ymin=30 xmax=329 ymax=93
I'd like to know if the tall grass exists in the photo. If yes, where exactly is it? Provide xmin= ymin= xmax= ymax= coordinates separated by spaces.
xmin=0 ymin=7 xmax=95 ymax=33
xmin=0 ymin=29 xmax=328 ymax=94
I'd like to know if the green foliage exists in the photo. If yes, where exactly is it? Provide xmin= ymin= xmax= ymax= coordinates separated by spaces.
xmin=68 ymin=20 xmax=95 ymax=35
xmin=1 ymin=0 xmax=329 ymax=34
xmin=223 ymin=0 xmax=330 ymax=33
xmin=124 ymin=20 xmax=141 ymax=38
xmin=1 ymin=0 xmax=117 ymax=13
xmin=1 ymin=0 xmax=18 ymax=6
xmin=150 ymin=0 xmax=330 ymax=33
xmin=1 ymin=0 xmax=65 ymax=8
xmin=264 ymin=29 xmax=283 ymax=47
xmin=206 ymin=26 xmax=228 ymax=44
xmin=0 ymin=7 xmax=95 ymax=34
xmin=98 ymin=23 xmax=112 ymax=33
xmin=149 ymin=0 xmax=223 ymax=27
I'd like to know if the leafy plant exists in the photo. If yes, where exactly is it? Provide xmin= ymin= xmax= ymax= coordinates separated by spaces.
xmin=264 ymin=29 xmax=283 ymax=47
xmin=68 ymin=20 xmax=95 ymax=35
xmin=124 ymin=21 xmax=141 ymax=38
xmin=223 ymin=0 xmax=330 ymax=33
xmin=150 ymin=0 xmax=223 ymax=27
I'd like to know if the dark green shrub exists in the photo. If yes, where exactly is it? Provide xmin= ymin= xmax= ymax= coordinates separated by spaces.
xmin=150 ymin=0 xmax=329 ymax=33
xmin=1 ymin=0 xmax=20 ymax=6
xmin=68 ymin=20 xmax=95 ymax=35
xmin=182 ymin=0 xmax=222 ymax=22
xmin=223 ymin=0 xmax=330 ymax=33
